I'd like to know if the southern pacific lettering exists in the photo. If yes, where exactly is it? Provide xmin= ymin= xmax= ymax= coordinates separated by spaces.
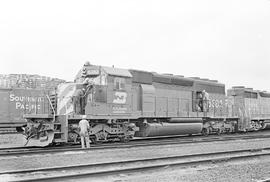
xmin=9 ymin=94 xmax=45 ymax=111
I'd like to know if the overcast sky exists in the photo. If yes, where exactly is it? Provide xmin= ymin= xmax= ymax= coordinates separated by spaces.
xmin=0 ymin=0 xmax=269 ymax=91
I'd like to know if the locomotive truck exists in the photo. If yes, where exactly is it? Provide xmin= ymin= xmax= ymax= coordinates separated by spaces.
xmin=21 ymin=62 xmax=270 ymax=146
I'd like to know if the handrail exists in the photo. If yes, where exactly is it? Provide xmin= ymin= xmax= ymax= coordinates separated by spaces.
xmin=46 ymin=94 xmax=56 ymax=123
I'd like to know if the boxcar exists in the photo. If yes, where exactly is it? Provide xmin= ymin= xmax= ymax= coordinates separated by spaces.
xmin=0 ymin=88 xmax=50 ymax=130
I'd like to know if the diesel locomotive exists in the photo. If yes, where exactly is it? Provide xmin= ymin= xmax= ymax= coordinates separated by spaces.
xmin=21 ymin=62 xmax=270 ymax=146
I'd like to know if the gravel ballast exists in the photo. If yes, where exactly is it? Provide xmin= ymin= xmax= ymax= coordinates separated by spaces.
xmin=1 ymin=138 xmax=270 ymax=174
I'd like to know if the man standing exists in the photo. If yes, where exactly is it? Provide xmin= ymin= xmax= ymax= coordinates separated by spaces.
xmin=79 ymin=115 xmax=90 ymax=149
xmin=202 ymin=90 xmax=209 ymax=112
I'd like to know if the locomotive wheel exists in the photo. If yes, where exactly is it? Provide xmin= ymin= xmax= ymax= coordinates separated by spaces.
xmin=90 ymin=136 xmax=98 ymax=144
xmin=90 ymin=135 xmax=104 ymax=144
xmin=226 ymin=129 xmax=231 ymax=134
xmin=120 ymin=136 xmax=130 ymax=143
xmin=216 ymin=128 xmax=221 ymax=135
xmin=202 ymin=128 xmax=209 ymax=136
xmin=68 ymin=132 xmax=79 ymax=143
xmin=255 ymin=122 xmax=261 ymax=131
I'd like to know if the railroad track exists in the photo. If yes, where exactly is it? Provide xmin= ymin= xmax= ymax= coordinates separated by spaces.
xmin=257 ymin=178 xmax=270 ymax=182
xmin=1 ymin=147 xmax=270 ymax=181
xmin=1 ymin=132 xmax=270 ymax=157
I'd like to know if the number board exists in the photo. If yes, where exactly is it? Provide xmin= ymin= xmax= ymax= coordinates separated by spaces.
xmin=86 ymin=69 xmax=99 ymax=76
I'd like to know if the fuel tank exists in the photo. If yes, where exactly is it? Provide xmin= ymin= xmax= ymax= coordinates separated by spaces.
xmin=135 ymin=118 xmax=203 ymax=137
xmin=262 ymin=120 xmax=270 ymax=129
xmin=168 ymin=118 xmax=203 ymax=123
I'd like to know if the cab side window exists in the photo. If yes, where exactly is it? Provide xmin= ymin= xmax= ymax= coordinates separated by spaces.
xmin=114 ymin=77 xmax=125 ymax=90
xmin=193 ymin=91 xmax=209 ymax=112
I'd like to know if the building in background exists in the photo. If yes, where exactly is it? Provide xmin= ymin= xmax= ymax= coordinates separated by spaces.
xmin=0 ymin=74 xmax=65 ymax=90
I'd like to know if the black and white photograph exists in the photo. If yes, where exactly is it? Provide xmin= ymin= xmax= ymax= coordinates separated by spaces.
xmin=0 ymin=0 xmax=270 ymax=181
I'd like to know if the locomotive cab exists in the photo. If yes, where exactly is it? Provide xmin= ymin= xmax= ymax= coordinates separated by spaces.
xmin=69 ymin=64 xmax=137 ymax=143
xmin=193 ymin=91 xmax=209 ymax=113
xmin=77 ymin=64 xmax=133 ymax=116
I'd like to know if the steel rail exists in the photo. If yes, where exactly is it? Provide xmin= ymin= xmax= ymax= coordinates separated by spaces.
xmin=1 ymin=130 xmax=269 ymax=152
xmin=257 ymin=178 xmax=270 ymax=182
xmin=1 ymin=133 xmax=270 ymax=157
xmin=1 ymin=147 xmax=270 ymax=181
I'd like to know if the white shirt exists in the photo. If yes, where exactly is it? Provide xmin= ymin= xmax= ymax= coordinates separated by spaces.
xmin=79 ymin=119 xmax=90 ymax=135
xmin=203 ymin=92 xmax=209 ymax=100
